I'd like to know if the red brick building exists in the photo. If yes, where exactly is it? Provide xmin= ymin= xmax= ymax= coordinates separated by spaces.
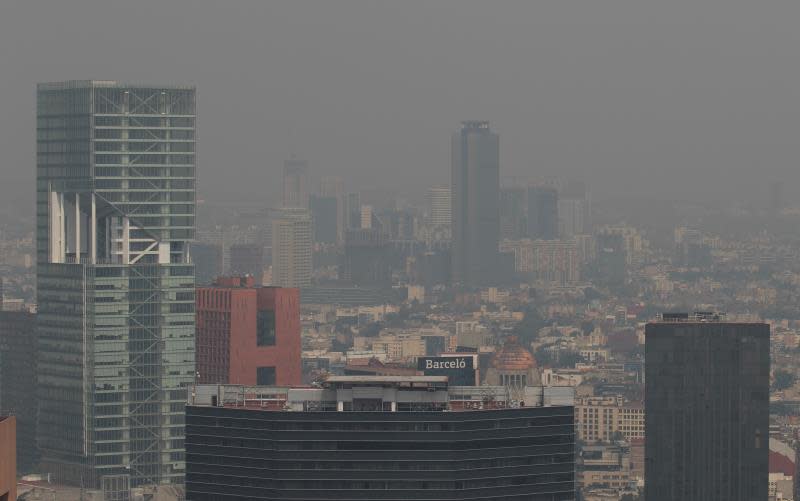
xmin=196 ymin=276 xmax=301 ymax=386
xmin=0 ymin=416 xmax=15 ymax=501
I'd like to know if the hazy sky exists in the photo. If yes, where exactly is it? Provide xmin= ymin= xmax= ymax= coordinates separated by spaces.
xmin=1 ymin=1 xmax=799 ymax=217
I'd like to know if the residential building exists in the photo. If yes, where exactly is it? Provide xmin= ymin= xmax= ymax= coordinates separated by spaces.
xmin=451 ymin=121 xmax=499 ymax=286
xmin=36 ymin=81 xmax=196 ymax=487
xmin=195 ymin=276 xmax=301 ymax=386
xmin=645 ymin=314 xmax=769 ymax=501
xmin=427 ymin=186 xmax=451 ymax=229
xmin=271 ymin=208 xmax=312 ymax=287
xmin=501 ymin=239 xmax=581 ymax=285
xmin=574 ymin=396 xmax=644 ymax=442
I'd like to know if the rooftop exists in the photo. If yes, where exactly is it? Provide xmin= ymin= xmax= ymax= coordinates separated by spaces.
xmin=189 ymin=380 xmax=574 ymax=413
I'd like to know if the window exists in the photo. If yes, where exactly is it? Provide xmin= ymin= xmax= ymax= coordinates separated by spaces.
xmin=257 ymin=310 xmax=276 ymax=346
xmin=257 ymin=367 xmax=276 ymax=386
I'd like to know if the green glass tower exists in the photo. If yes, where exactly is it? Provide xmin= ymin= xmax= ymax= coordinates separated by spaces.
xmin=36 ymin=81 xmax=196 ymax=488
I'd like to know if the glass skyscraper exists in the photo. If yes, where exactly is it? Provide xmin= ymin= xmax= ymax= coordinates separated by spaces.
xmin=36 ymin=81 xmax=196 ymax=488
xmin=451 ymin=121 xmax=500 ymax=286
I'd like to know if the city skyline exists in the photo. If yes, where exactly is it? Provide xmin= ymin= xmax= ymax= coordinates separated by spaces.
xmin=3 ymin=2 xmax=800 ymax=217
xmin=0 ymin=3 xmax=796 ymax=501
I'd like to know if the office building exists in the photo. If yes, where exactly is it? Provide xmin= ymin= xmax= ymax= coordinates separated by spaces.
xmin=342 ymin=228 xmax=392 ymax=288
xmin=557 ymin=198 xmax=586 ymax=237
xmin=344 ymin=192 xmax=361 ymax=230
xmin=318 ymin=176 xmax=344 ymax=243
xmin=186 ymin=377 xmax=575 ymax=501
xmin=271 ymin=208 xmax=312 ymax=288
xmin=229 ymin=243 xmax=263 ymax=279
xmin=36 ymin=81 xmax=196 ymax=487
xmin=500 ymin=186 xmax=527 ymax=240
xmin=282 ymin=158 xmax=309 ymax=209
xmin=560 ymin=180 xmax=591 ymax=235
xmin=500 ymin=239 xmax=581 ymax=285
xmin=191 ymin=242 xmax=223 ymax=286
xmin=0 ymin=311 xmax=38 ymax=473
xmin=527 ymin=186 xmax=558 ymax=240
xmin=0 ymin=416 xmax=15 ymax=501
xmin=310 ymin=194 xmax=338 ymax=244
xmin=645 ymin=314 xmax=769 ymax=501
xmin=596 ymin=232 xmax=626 ymax=287
xmin=451 ymin=121 xmax=500 ymax=286
xmin=196 ymin=276 xmax=301 ymax=386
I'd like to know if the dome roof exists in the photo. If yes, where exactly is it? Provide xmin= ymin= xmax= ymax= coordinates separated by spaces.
xmin=491 ymin=336 xmax=537 ymax=371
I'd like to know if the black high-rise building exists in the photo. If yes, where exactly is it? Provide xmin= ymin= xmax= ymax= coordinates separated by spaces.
xmin=527 ymin=186 xmax=558 ymax=240
xmin=645 ymin=315 xmax=769 ymax=501
xmin=186 ymin=378 xmax=575 ymax=501
xmin=451 ymin=121 xmax=500 ymax=287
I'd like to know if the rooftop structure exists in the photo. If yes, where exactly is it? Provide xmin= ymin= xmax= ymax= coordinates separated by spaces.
xmin=189 ymin=377 xmax=573 ymax=413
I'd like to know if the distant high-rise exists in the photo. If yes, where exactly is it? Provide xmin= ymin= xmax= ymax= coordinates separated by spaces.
xmin=282 ymin=158 xmax=309 ymax=208
xmin=451 ymin=121 xmax=499 ymax=286
xmin=345 ymin=192 xmax=361 ymax=230
xmin=319 ymin=176 xmax=344 ymax=242
xmin=229 ymin=243 xmax=264 ymax=279
xmin=596 ymin=231 xmax=626 ymax=287
xmin=342 ymin=228 xmax=392 ymax=288
xmin=191 ymin=242 xmax=223 ymax=286
xmin=309 ymin=195 xmax=338 ymax=244
xmin=36 ymin=81 xmax=196 ymax=487
xmin=360 ymin=205 xmax=374 ymax=229
xmin=645 ymin=315 xmax=769 ymax=501
xmin=561 ymin=180 xmax=591 ymax=234
xmin=499 ymin=186 xmax=526 ymax=240
xmin=527 ymin=185 xmax=558 ymax=240
xmin=271 ymin=208 xmax=312 ymax=287
xmin=427 ymin=187 xmax=451 ymax=228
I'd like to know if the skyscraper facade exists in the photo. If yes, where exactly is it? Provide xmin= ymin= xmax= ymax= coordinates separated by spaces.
xmin=36 ymin=81 xmax=196 ymax=487
xmin=451 ymin=121 xmax=499 ymax=286
xmin=645 ymin=315 xmax=769 ymax=501
xmin=282 ymin=158 xmax=309 ymax=209
xmin=271 ymin=208 xmax=312 ymax=287
xmin=527 ymin=185 xmax=558 ymax=240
